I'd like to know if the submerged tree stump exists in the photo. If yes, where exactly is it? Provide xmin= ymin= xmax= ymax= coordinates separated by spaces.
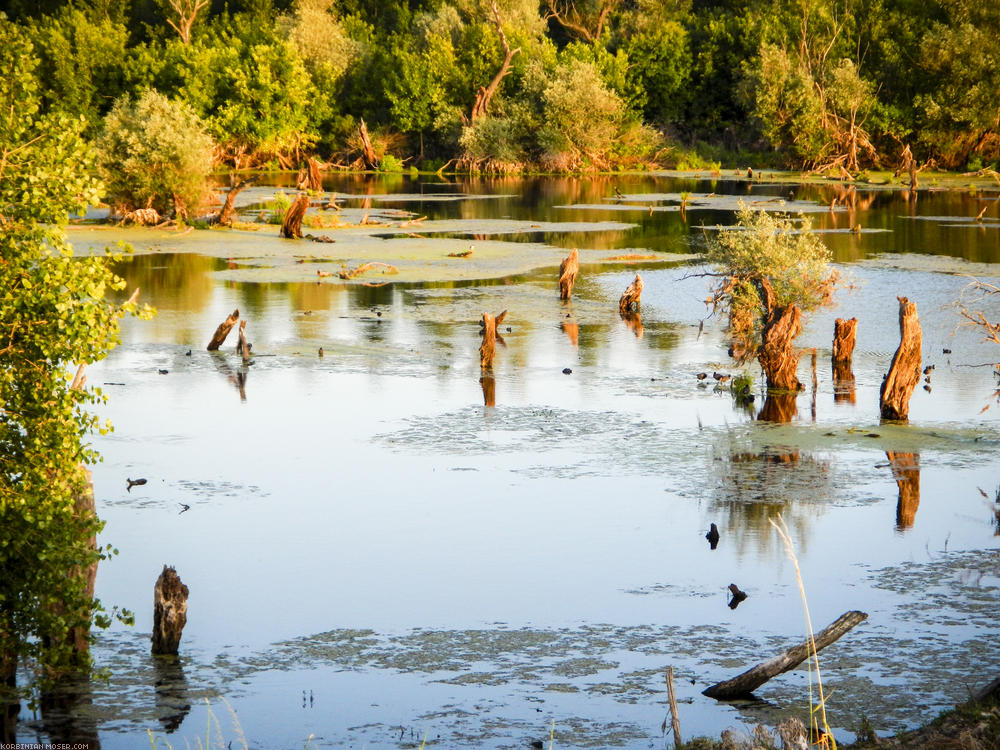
xmin=832 ymin=317 xmax=858 ymax=404
xmin=880 ymin=297 xmax=922 ymax=420
xmin=152 ymin=566 xmax=189 ymax=656
xmin=619 ymin=273 xmax=643 ymax=313
xmin=754 ymin=277 xmax=803 ymax=391
xmin=559 ymin=248 xmax=579 ymax=300
xmin=887 ymin=451 xmax=920 ymax=529
xmin=236 ymin=319 xmax=250 ymax=362
xmin=703 ymin=610 xmax=868 ymax=699
xmin=206 ymin=309 xmax=239 ymax=350
xmin=280 ymin=193 xmax=310 ymax=239
xmin=217 ymin=175 xmax=257 ymax=226
xmin=479 ymin=310 xmax=507 ymax=369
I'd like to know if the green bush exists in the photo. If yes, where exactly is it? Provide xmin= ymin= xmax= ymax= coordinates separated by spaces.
xmin=97 ymin=90 xmax=215 ymax=218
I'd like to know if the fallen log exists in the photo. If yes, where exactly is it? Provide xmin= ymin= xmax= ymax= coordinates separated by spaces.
xmin=703 ymin=610 xmax=868 ymax=699
xmin=559 ymin=248 xmax=579 ymax=300
xmin=880 ymin=297 xmax=922 ymax=420
xmin=151 ymin=566 xmax=189 ymax=656
xmin=280 ymin=193 xmax=310 ymax=239
xmin=619 ymin=273 xmax=643 ymax=313
xmin=206 ymin=309 xmax=239 ymax=351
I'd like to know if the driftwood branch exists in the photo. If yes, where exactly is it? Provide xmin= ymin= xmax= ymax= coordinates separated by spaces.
xmin=207 ymin=309 xmax=239 ymax=351
xmin=703 ymin=610 xmax=868 ymax=699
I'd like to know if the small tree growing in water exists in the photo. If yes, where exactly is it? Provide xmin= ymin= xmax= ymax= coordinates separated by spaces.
xmin=707 ymin=204 xmax=839 ymax=390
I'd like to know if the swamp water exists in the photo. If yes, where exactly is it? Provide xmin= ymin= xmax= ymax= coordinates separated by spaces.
xmin=23 ymin=174 xmax=1000 ymax=748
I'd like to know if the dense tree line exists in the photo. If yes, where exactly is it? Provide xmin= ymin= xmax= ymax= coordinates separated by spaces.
xmin=1 ymin=0 xmax=997 ymax=173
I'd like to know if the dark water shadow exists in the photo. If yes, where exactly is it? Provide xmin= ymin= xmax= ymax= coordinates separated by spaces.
xmin=153 ymin=657 xmax=191 ymax=734
xmin=39 ymin=675 xmax=101 ymax=747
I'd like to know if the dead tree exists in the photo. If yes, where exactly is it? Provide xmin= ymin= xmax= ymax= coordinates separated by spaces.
xmin=468 ymin=0 xmax=521 ymax=123
xmin=236 ymin=320 xmax=250 ymax=362
xmin=152 ymin=566 xmax=189 ymax=656
xmin=543 ymin=0 xmax=616 ymax=43
xmin=619 ymin=273 xmax=643 ymax=314
xmin=880 ymin=297 xmax=922 ymax=420
xmin=559 ymin=248 xmax=579 ymax=300
xmin=832 ymin=317 xmax=858 ymax=403
xmin=703 ymin=610 xmax=868 ymax=699
xmin=479 ymin=310 xmax=507 ymax=369
xmin=280 ymin=193 xmax=310 ymax=239
xmin=162 ymin=0 xmax=209 ymax=45
xmin=217 ymin=175 xmax=257 ymax=227
xmin=207 ymin=309 xmax=239 ymax=351
xmin=754 ymin=277 xmax=803 ymax=391
xmin=887 ymin=452 xmax=920 ymax=529
xmin=358 ymin=119 xmax=380 ymax=171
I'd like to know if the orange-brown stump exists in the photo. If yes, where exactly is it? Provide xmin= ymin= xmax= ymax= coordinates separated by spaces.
xmin=619 ymin=273 xmax=643 ymax=314
xmin=832 ymin=317 xmax=858 ymax=403
xmin=152 ymin=566 xmax=189 ymax=656
xmin=280 ymin=193 xmax=310 ymax=239
xmin=559 ymin=248 xmax=579 ymax=300
xmin=880 ymin=297 xmax=922 ymax=420
xmin=207 ymin=309 xmax=239 ymax=351
xmin=479 ymin=310 xmax=507 ymax=369
xmin=755 ymin=277 xmax=803 ymax=391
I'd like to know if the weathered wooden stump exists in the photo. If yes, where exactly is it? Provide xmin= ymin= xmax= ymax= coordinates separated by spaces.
xmin=207 ymin=308 xmax=239 ymax=351
xmin=236 ymin=319 xmax=250 ymax=362
xmin=832 ymin=317 xmax=858 ymax=364
xmin=887 ymin=451 xmax=920 ymax=529
xmin=619 ymin=273 xmax=643 ymax=314
xmin=218 ymin=175 xmax=257 ymax=226
xmin=703 ymin=610 xmax=868 ymax=699
xmin=559 ymin=248 xmax=579 ymax=300
xmin=754 ymin=277 xmax=803 ymax=391
xmin=479 ymin=310 xmax=507 ymax=369
xmin=152 ymin=566 xmax=189 ymax=656
xmin=307 ymin=157 xmax=323 ymax=192
xmin=280 ymin=194 xmax=310 ymax=239
xmin=880 ymin=297 xmax=922 ymax=420
xmin=358 ymin=119 xmax=380 ymax=171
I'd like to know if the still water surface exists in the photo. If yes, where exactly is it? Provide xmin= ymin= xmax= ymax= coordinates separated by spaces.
xmin=28 ymin=174 xmax=1000 ymax=748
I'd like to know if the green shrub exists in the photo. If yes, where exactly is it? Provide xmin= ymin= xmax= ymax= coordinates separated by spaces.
xmin=379 ymin=153 xmax=404 ymax=172
xmin=97 ymin=90 xmax=214 ymax=218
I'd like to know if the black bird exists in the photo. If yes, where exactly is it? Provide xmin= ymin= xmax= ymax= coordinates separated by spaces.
xmin=923 ymin=364 xmax=935 ymax=375
xmin=613 ymin=185 xmax=625 ymax=199
xmin=178 ymin=503 xmax=190 ymax=514
xmin=126 ymin=478 xmax=147 ymax=492
xmin=158 ymin=369 xmax=169 ymax=374
xmin=706 ymin=523 xmax=720 ymax=550
xmin=728 ymin=583 xmax=748 ymax=609
xmin=696 ymin=372 xmax=708 ymax=380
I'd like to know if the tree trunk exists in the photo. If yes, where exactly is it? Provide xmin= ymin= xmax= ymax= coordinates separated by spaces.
xmin=307 ymin=157 xmax=323 ymax=191
xmin=754 ymin=277 xmax=803 ymax=391
xmin=206 ymin=309 xmax=239 ymax=351
xmin=66 ymin=468 xmax=98 ymax=661
xmin=619 ymin=273 xmax=643 ymax=314
xmin=358 ymin=119 xmax=379 ymax=171
xmin=1 ymin=645 xmax=16 ymax=743
xmin=469 ymin=0 xmax=521 ymax=123
xmin=887 ymin=451 xmax=920 ymax=529
xmin=559 ymin=248 xmax=579 ymax=300
xmin=280 ymin=194 xmax=310 ymax=239
xmin=703 ymin=610 xmax=868 ymax=699
xmin=152 ymin=566 xmax=189 ymax=656
xmin=217 ymin=175 xmax=257 ymax=227
xmin=880 ymin=297 xmax=922 ymax=420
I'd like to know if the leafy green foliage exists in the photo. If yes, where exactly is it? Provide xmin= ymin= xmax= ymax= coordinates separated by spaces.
xmin=97 ymin=89 xmax=214 ymax=217
xmin=0 ymin=17 xmax=147 ymax=686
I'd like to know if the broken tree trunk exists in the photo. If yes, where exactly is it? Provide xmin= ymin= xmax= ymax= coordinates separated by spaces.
xmin=152 ymin=566 xmax=189 ymax=656
xmin=479 ymin=310 xmax=507 ymax=369
xmin=207 ymin=308 xmax=240 ymax=351
xmin=236 ymin=319 xmax=250 ymax=362
xmin=469 ymin=0 xmax=521 ymax=123
xmin=880 ymin=297 xmax=922 ymax=420
xmin=887 ymin=451 xmax=920 ymax=529
xmin=703 ymin=610 xmax=868 ymax=699
xmin=559 ymin=248 xmax=579 ymax=300
xmin=217 ymin=175 xmax=257 ymax=227
xmin=358 ymin=119 xmax=380 ymax=170
xmin=619 ymin=273 xmax=643 ymax=314
xmin=754 ymin=277 xmax=803 ymax=391
xmin=832 ymin=317 xmax=858 ymax=403
xmin=280 ymin=193 xmax=310 ymax=239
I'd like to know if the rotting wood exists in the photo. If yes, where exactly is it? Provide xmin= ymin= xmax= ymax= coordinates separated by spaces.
xmin=206 ymin=309 xmax=239 ymax=351
xmin=358 ymin=119 xmax=379 ymax=170
xmin=280 ymin=193 xmax=310 ymax=239
xmin=703 ymin=610 xmax=868 ymax=699
xmin=619 ymin=273 xmax=643 ymax=313
xmin=665 ymin=667 xmax=682 ymax=748
xmin=880 ymin=297 xmax=922 ymax=420
xmin=337 ymin=262 xmax=399 ymax=280
xmin=754 ymin=276 xmax=803 ymax=391
xmin=887 ymin=451 xmax=920 ymax=529
xmin=217 ymin=175 xmax=257 ymax=227
xmin=479 ymin=310 xmax=507 ymax=369
xmin=559 ymin=248 xmax=579 ymax=300
xmin=236 ymin=320 xmax=250 ymax=363
xmin=832 ymin=318 xmax=858 ymax=364
xmin=151 ymin=566 xmax=189 ymax=656
xmin=307 ymin=157 xmax=323 ymax=191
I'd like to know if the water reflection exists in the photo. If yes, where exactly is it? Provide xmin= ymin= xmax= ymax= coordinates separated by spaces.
xmin=560 ymin=320 xmax=579 ymax=346
xmin=210 ymin=352 xmax=249 ymax=401
xmin=620 ymin=311 xmax=643 ymax=339
xmin=757 ymin=392 xmax=798 ymax=423
xmin=39 ymin=676 xmax=101 ymax=748
xmin=153 ymin=657 xmax=191 ymax=734
xmin=887 ymin=452 xmax=921 ymax=530
xmin=480 ymin=374 xmax=496 ymax=408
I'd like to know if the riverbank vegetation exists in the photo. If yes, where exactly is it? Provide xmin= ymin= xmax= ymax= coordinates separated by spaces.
xmin=2 ymin=0 xmax=998 ymax=182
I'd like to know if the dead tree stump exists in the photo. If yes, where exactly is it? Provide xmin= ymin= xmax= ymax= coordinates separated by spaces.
xmin=358 ymin=119 xmax=380 ymax=171
xmin=280 ymin=193 xmax=310 ymax=239
xmin=307 ymin=157 xmax=323 ymax=191
xmin=754 ymin=277 xmax=803 ymax=391
xmin=832 ymin=317 xmax=858 ymax=403
xmin=152 ymin=566 xmax=189 ymax=656
xmin=207 ymin=309 xmax=239 ymax=351
xmin=880 ymin=297 xmax=922 ymax=420
xmin=479 ymin=310 xmax=507 ymax=369
xmin=236 ymin=319 xmax=250 ymax=362
xmin=218 ymin=175 xmax=257 ymax=226
xmin=887 ymin=451 xmax=920 ymax=529
xmin=559 ymin=248 xmax=579 ymax=300
xmin=619 ymin=273 xmax=643 ymax=314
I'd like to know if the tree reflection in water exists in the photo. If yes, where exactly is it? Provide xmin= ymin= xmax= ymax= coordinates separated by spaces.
xmin=154 ymin=658 xmax=191 ymax=734
xmin=886 ymin=452 xmax=920 ymax=530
